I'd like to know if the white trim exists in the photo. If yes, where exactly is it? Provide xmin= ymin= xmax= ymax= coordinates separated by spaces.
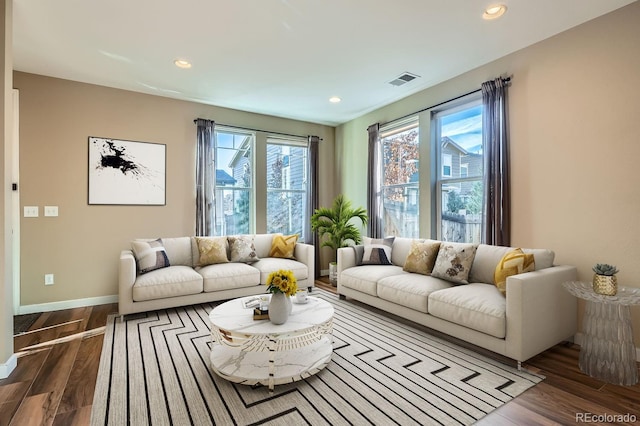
xmin=0 ymin=354 xmax=17 ymax=379
xmin=12 ymin=89 xmax=20 ymax=313
xmin=574 ymin=332 xmax=640 ymax=362
xmin=320 ymin=268 xmax=329 ymax=277
xmin=17 ymin=295 xmax=118 ymax=315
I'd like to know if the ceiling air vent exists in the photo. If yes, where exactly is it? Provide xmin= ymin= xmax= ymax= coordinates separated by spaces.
xmin=388 ymin=72 xmax=420 ymax=86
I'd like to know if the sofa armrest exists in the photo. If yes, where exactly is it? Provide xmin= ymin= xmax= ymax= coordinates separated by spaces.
xmin=119 ymin=250 xmax=137 ymax=317
xmin=337 ymin=247 xmax=356 ymax=276
xmin=505 ymin=264 xmax=577 ymax=361
xmin=294 ymin=242 xmax=315 ymax=284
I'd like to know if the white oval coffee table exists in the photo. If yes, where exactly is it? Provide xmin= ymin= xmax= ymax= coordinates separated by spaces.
xmin=209 ymin=295 xmax=334 ymax=391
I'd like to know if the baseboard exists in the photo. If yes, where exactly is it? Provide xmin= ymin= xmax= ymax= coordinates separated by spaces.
xmin=320 ymin=269 xmax=329 ymax=276
xmin=0 ymin=354 xmax=17 ymax=379
xmin=574 ymin=332 xmax=640 ymax=362
xmin=17 ymin=295 xmax=118 ymax=315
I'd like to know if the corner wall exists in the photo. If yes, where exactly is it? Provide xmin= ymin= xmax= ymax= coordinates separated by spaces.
xmin=14 ymin=72 xmax=335 ymax=309
xmin=336 ymin=3 xmax=640 ymax=346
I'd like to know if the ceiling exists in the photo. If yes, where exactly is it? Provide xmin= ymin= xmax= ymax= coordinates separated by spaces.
xmin=12 ymin=0 xmax=636 ymax=126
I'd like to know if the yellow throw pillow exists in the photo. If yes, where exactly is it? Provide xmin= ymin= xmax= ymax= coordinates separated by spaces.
xmin=269 ymin=234 xmax=298 ymax=259
xmin=195 ymin=236 xmax=229 ymax=266
xmin=403 ymin=240 xmax=441 ymax=275
xmin=494 ymin=248 xmax=535 ymax=296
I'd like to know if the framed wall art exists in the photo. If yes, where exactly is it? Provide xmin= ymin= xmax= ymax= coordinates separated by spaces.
xmin=88 ymin=137 xmax=166 ymax=205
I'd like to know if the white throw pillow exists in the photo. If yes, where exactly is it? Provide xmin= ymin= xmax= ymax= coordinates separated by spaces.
xmin=431 ymin=242 xmax=478 ymax=285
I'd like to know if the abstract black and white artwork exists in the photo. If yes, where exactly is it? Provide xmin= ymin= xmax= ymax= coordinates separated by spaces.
xmin=88 ymin=137 xmax=166 ymax=205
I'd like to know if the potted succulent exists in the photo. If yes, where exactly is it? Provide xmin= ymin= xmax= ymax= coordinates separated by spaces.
xmin=592 ymin=263 xmax=619 ymax=296
xmin=311 ymin=194 xmax=368 ymax=286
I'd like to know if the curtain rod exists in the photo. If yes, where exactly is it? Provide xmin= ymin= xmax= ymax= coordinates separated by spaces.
xmin=193 ymin=119 xmax=322 ymax=141
xmin=379 ymin=76 xmax=511 ymax=128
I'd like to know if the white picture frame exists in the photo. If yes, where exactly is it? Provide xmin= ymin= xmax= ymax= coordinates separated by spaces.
xmin=88 ymin=137 xmax=166 ymax=205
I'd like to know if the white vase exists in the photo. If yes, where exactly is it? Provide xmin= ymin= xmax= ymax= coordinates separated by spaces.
xmin=329 ymin=262 xmax=338 ymax=286
xmin=269 ymin=292 xmax=290 ymax=325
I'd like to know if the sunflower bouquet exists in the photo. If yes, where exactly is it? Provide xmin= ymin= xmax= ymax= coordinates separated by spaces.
xmin=266 ymin=269 xmax=298 ymax=297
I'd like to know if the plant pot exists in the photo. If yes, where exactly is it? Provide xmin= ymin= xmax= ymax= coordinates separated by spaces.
xmin=592 ymin=274 xmax=617 ymax=296
xmin=329 ymin=262 xmax=338 ymax=287
xmin=269 ymin=292 xmax=291 ymax=325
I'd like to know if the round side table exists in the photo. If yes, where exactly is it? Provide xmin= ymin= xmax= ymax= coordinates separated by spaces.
xmin=562 ymin=281 xmax=640 ymax=386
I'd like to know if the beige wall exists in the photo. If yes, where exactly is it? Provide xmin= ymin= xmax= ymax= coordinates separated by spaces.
xmin=337 ymin=3 xmax=640 ymax=345
xmin=15 ymin=72 xmax=335 ymax=306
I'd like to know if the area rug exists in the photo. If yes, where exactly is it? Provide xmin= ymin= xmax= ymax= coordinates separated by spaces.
xmin=91 ymin=290 xmax=543 ymax=425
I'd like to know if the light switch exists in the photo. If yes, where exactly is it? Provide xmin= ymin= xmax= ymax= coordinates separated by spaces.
xmin=44 ymin=206 xmax=59 ymax=217
xmin=24 ymin=206 xmax=39 ymax=217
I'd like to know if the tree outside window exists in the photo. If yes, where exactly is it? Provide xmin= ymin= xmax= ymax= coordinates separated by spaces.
xmin=380 ymin=119 xmax=419 ymax=238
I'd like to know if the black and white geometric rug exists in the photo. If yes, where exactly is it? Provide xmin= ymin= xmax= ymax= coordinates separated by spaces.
xmin=91 ymin=290 xmax=543 ymax=425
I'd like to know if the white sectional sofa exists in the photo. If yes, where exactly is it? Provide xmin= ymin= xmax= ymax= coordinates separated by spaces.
xmin=119 ymin=234 xmax=314 ymax=317
xmin=337 ymin=237 xmax=577 ymax=367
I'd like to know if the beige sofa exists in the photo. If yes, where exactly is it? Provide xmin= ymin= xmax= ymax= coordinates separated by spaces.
xmin=337 ymin=237 xmax=577 ymax=367
xmin=119 ymin=234 xmax=314 ymax=318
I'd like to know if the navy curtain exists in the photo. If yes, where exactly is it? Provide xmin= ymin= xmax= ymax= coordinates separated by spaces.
xmin=195 ymin=119 xmax=215 ymax=236
xmin=306 ymin=135 xmax=320 ymax=279
xmin=481 ymin=78 xmax=510 ymax=246
xmin=366 ymin=123 xmax=383 ymax=238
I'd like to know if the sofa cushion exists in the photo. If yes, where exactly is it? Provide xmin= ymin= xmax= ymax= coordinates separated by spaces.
xmin=160 ymin=237 xmax=193 ymax=266
xmin=198 ymin=262 xmax=261 ymax=292
xmin=253 ymin=234 xmax=276 ymax=258
xmin=390 ymin=237 xmax=421 ymax=267
xmin=131 ymin=239 xmax=170 ymax=274
xmin=195 ymin=236 xmax=229 ymax=266
xmin=377 ymin=274 xmax=452 ymax=313
xmin=469 ymin=244 xmax=555 ymax=284
xmin=494 ymin=248 xmax=535 ymax=296
xmin=269 ymin=234 xmax=298 ymax=259
xmin=132 ymin=266 xmax=203 ymax=301
xmin=228 ymin=235 xmax=260 ymax=263
xmin=251 ymin=257 xmax=308 ymax=284
xmin=403 ymin=240 xmax=441 ymax=275
xmin=431 ymin=242 xmax=477 ymax=285
xmin=428 ymin=284 xmax=506 ymax=338
xmin=340 ymin=265 xmax=404 ymax=296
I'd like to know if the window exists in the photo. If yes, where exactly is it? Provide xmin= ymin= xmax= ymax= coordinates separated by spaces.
xmin=214 ymin=128 xmax=254 ymax=235
xmin=266 ymin=137 xmax=308 ymax=238
xmin=460 ymin=163 xmax=468 ymax=178
xmin=434 ymin=100 xmax=483 ymax=243
xmin=380 ymin=117 xmax=419 ymax=238
xmin=442 ymin=154 xmax=452 ymax=177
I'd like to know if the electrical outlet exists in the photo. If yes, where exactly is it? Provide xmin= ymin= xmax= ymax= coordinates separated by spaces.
xmin=44 ymin=206 xmax=59 ymax=217
xmin=24 ymin=206 xmax=39 ymax=217
xmin=44 ymin=274 xmax=54 ymax=285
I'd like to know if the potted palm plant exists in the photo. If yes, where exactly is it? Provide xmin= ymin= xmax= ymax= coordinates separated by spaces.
xmin=311 ymin=194 xmax=368 ymax=285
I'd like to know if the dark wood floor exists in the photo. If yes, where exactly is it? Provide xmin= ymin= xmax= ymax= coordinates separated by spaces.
xmin=1 ymin=282 xmax=639 ymax=425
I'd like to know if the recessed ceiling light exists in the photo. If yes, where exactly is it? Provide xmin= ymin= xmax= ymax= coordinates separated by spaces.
xmin=483 ymin=4 xmax=507 ymax=20
xmin=329 ymin=96 xmax=341 ymax=103
xmin=174 ymin=59 xmax=192 ymax=69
